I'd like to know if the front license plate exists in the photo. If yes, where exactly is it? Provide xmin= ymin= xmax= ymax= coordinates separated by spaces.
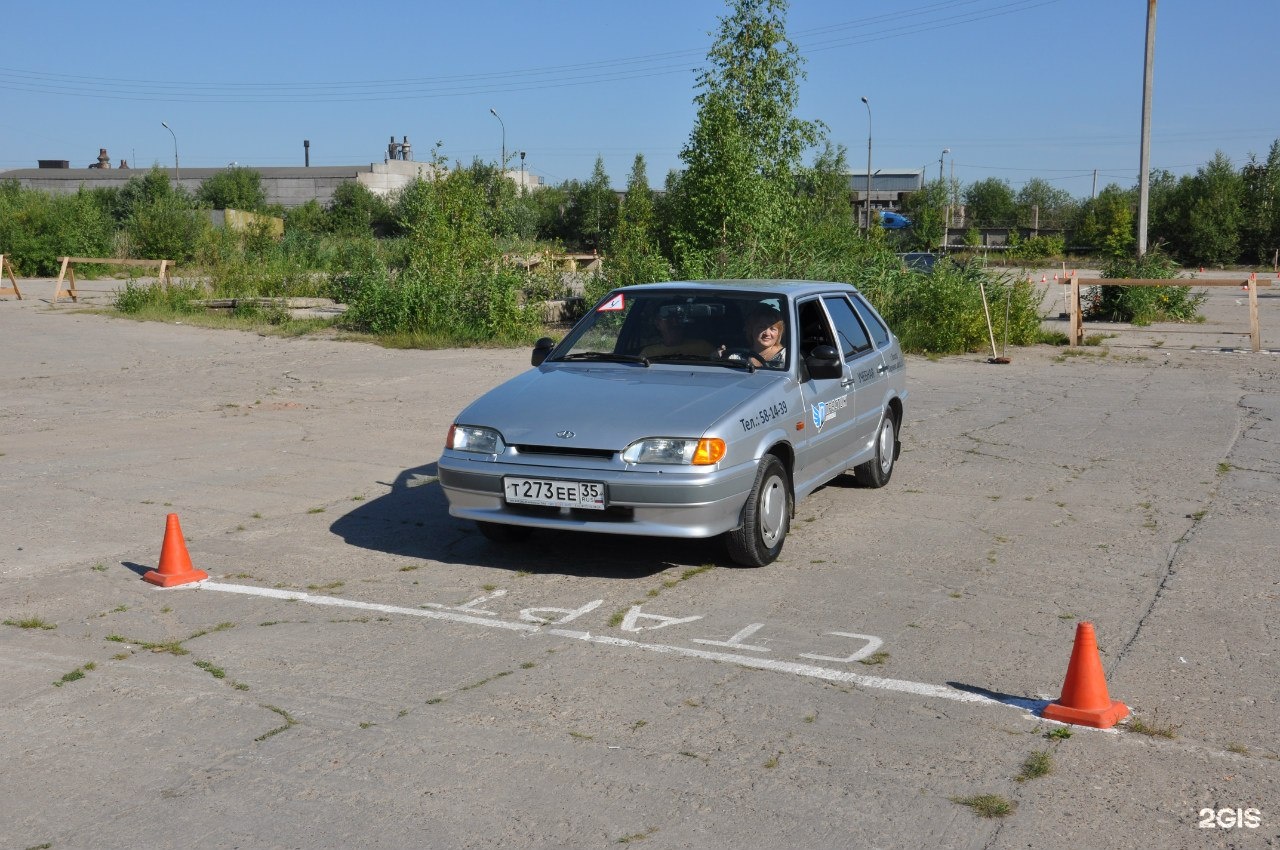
xmin=503 ymin=477 xmax=606 ymax=510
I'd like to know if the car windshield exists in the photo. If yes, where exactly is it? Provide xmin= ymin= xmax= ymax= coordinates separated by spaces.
xmin=551 ymin=290 xmax=791 ymax=370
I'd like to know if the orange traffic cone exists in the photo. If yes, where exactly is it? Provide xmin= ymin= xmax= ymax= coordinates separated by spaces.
xmin=1042 ymin=621 xmax=1129 ymax=729
xmin=142 ymin=514 xmax=209 ymax=587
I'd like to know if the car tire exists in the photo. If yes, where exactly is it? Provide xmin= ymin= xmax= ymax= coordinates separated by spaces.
xmin=853 ymin=407 xmax=898 ymax=488
xmin=726 ymin=454 xmax=791 ymax=567
xmin=476 ymin=521 xmax=533 ymax=543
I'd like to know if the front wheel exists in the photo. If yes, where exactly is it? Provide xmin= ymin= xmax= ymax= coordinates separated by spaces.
xmin=726 ymin=455 xmax=791 ymax=567
xmin=853 ymin=407 xmax=898 ymax=488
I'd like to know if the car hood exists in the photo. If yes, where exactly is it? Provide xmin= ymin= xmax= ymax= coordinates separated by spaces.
xmin=456 ymin=363 xmax=790 ymax=450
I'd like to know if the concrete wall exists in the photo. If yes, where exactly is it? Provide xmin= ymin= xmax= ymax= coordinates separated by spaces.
xmin=0 ymin=161 xmax=449 ymax=209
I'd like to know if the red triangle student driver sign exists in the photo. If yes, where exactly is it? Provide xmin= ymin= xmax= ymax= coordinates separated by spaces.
xmin=597 ymin=293 xmax=625 ymax=312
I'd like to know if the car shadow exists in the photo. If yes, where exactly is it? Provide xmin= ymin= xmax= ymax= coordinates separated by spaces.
xmin=329 ymin=462 xmax=730 ymax=579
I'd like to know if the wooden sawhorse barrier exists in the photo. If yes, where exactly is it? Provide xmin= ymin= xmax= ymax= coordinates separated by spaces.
xmin=0 ymin=254 xmax=21 ymax=300
xmin=52 ymin=257 xmax=175 ymax=305
xmin=1065 ymin=274 xmax=1272 ymax=353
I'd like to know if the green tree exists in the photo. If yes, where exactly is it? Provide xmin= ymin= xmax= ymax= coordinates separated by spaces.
xmin=797 ymin=142 xmax=853 ymax=226
xmin=1240 ymin=139 xmax=1280 ymax=264
xmin=667 ymin=0 xmax=823 ymax=270
xmin=602 ymin=154 xmax=669 ymax=296
xmin=1185 ymin=151 xmax=1244 ymax=266
xmin=1014 ymin=178 xmax=1076 ymax=229
xmin=285 ymin=199 xmax=328 ymax=235
xmin=901 ymin=179 xmax=948 ymax=251
xmin=196 ymin=167 xmax=267 ymax=211
xmin=1071 ymin=183 xmax=1135 ymax=253
xmin=0 ymin=181 xmax=114 ymax=274
xmin=963 ymin=177 xmax=1016 ymax=226
xmin=566 ymin=156 xmax=617 ymax=252
xmin=125 ymin=191 xmax=207 ymax=261
xmin=327 ymin=182 xmax=391 ymax=237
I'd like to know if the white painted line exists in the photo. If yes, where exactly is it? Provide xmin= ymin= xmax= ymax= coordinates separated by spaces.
xmin=192 ymin=582 xmax=1004 ymax=710
xmin=546 ymin=629 xmax=993 ymax=704
xmin=195 ymin=581 xmax=539 ymax=634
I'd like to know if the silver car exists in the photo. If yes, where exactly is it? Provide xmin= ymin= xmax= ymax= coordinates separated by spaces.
xmin=439 ymin=280 xmax=907 ymax=566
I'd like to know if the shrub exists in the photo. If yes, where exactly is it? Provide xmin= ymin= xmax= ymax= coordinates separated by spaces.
xmin=0 ymin=182 xmax=114 ymax=275
xmin=1093 ymin=250 xmax=1205 ymax=325
xmin=115 ymin=280 xmax=204 ymax=314
xmin=1007 ymin=232 xmax=1065 ymax=263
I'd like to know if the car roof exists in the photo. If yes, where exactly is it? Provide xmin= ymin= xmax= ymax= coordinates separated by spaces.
xmin=619 ymin=280 xmax=860 ymax=299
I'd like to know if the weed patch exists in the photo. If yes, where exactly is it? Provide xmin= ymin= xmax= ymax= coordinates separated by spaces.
xmin=4 ymin=617 xmax=56 ymax=630
xmin=951 ymin=794 xmax=1016 ymax=818
xmin=1016 ymin=750 xmax=1053 ymax=781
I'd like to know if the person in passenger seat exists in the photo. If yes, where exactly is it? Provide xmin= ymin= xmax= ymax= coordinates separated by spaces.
xmin=640 ymin=305 xmax=715 ymax=358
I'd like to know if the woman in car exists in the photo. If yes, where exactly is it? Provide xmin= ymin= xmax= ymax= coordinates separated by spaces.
xmin=725 ymin=304 xmax=787 ymax=368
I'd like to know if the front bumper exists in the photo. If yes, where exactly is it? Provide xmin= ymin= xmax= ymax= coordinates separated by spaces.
xmin=438 ymin=452 xmax=758 ymax=538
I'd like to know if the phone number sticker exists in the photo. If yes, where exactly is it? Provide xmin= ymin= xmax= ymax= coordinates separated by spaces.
xmin=740 ymin=400 xmax=788 ymax=431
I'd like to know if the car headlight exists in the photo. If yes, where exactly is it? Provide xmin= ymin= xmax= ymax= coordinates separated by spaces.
xmin=446 ymin=424 xmax=506 ymax=454
xmin=621 ymin=438 xmax=726 ymax=466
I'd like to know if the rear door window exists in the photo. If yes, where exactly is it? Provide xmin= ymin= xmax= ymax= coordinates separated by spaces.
xmin=822 ymin=295 xmax=873 ymax=360
xmin=852 ymin=295 xmax=891 ymax=349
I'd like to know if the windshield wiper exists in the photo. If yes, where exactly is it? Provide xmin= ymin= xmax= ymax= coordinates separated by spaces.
xmin=559 ymin=351 xmax=650 ymax=366
xmin=645 ymin=353 xmax=715 ymax=363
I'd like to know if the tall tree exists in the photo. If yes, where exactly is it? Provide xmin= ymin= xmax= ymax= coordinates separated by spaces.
xmin=567 ymin=156 xmax=617 ymax=252
xmin=668 ymin=0 xmax=823 ymax=266
xmin=1014 ymin=178 xmax=1076 ymax=229
xmin=1240 ymin=139 xmax=1280 ymax=264
xmin=1186 ymin=151 xmax=1244 ymax=265
xmin=1071 ymin=183 xmax=1135 ymax=253
xmin=962 ymin=177 xmax=1016 ymax=227
xmin=606 ymin=154 xmax=670 ymax=289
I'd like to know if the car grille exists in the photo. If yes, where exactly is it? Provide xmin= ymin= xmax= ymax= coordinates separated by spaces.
xmin=512 ymin=444 xmax=616 ymax=461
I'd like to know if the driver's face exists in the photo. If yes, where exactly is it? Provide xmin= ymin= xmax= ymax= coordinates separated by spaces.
xmin=751 ymin=319 xmax=783 ymax=350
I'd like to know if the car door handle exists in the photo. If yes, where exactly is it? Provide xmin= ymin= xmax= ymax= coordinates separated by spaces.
xmin=840 ymin=378 xmax=856 ymax=387
xmin=877 ymin=364 xmax=888 ymax=374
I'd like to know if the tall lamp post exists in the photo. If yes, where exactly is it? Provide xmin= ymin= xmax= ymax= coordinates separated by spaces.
xmin=860 ymin=96 xmax=872 ymax=232
xmin=161 ymin=121 xmax=179 ymax=185
xmin=488 ymin=107 xmax=506 ymax=175
xmin=939 ymin=147 xmax=950 ymax=247
xmin=519 ymin=151 xmax=526 ymax=195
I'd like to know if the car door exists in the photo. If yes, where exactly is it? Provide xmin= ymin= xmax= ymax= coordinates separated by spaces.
xmin=821 ymin=294 xmax=888 ymax=461
xmin=793 ymin=298 xmax=861 ymax=491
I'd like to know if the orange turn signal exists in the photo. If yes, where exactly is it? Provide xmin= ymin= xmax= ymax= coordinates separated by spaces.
xmin=692 ymin=438 xmax=726 ymax=465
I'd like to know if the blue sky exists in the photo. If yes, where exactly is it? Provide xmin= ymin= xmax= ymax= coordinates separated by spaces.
xmin=1 ymin=0 xmax=1274 ymax=199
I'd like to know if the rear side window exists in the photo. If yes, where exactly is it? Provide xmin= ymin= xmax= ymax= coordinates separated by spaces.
xmin=852 ymin=295 xmax=891 ymax=348
xmin=822 ymin=295 xmax=873 ymax=359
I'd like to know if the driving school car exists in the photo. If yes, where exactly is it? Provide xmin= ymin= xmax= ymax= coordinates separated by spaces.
xmin=438 ymin=280 xmax=907 ymax=567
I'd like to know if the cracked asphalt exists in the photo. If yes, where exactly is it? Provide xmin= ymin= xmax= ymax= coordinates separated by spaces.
xmin=2 ymin=277 xmax=1277 ymax=849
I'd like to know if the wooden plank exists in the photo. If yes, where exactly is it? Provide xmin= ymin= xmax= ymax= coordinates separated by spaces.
xmin=52 ymin=257 xmax=71 ymax=305
xmin=1249 ymin=276 xmax=1261 ymax=352
xmin=1065 ymin=273 xmax=1268 ymax=351
xmin=1084 ymin=278 xmax=1271 ymax=288
xmin=0 ymin=255 xmax=22 ymax=300
xmin=59 ymin=257 xmax=175 ymax=268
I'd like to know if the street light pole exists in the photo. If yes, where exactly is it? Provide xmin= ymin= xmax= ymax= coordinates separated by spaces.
xmin=488 ymin=108 xmax=506 ymax=176
xmin=1136 ymin=0 xmax=1157 ymax=257
xmin=940 ymin=147 xmax=950 ymax=247
xmin=161 ymin=121 xmax=179 ymax=186
xmin=519 ymin=151 xmax=526 ymax=195
xmin=861 ymin=96 xmax=872 ymax=232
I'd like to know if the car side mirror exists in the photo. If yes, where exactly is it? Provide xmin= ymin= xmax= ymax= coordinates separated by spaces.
xmin=531 ymin=337 xmax=556 ymax=366
xmin=805 ymin=345 xmax=841 ymax=380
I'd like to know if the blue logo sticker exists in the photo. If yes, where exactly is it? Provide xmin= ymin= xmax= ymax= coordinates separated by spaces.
xmin=812 ymin=402 xmax=827 ymax=430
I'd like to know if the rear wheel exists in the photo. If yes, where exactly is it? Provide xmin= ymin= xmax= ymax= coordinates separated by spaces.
xmin=726 ymin=454 xmax=791 ymax=567
xmin=853 ymin=407 xmax=898 ymax=488
xmin=476 ymin=521 xmax=533 ymax=543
